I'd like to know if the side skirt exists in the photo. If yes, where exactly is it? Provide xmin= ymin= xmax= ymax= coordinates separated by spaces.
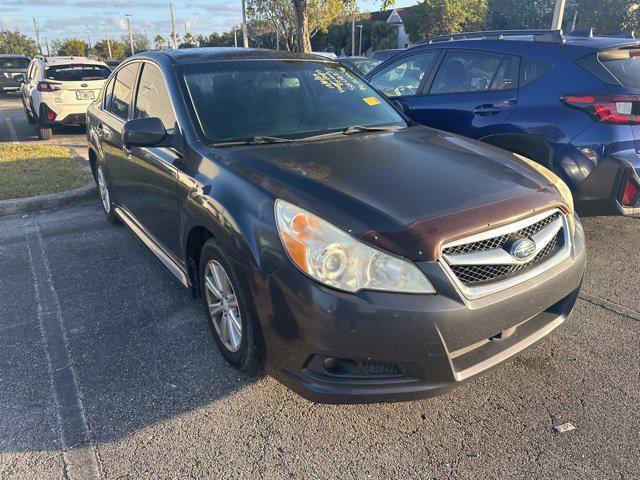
xmin=114 ymin=206 xmax=191 ymax=288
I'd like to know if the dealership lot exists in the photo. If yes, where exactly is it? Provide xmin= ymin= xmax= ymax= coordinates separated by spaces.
xmin=1 ymin=96 xmax=639 ymax=479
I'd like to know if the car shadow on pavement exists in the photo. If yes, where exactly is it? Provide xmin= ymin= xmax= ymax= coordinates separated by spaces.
xmin=0 ymin=204 xmax=256 ymax=454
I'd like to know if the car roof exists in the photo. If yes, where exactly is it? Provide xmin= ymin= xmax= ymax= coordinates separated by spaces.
xmin=407 ymin=31 xmax=640 ymax=55
xmin=0 ymin=54 xmax=30 ymax=58
xmin=36 ymin=56 xmax=108 ymax=66
xmin=143 ymin=47 xmax=336 ymax=65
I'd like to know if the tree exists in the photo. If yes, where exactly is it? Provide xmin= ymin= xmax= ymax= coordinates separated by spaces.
xmin=250 ymin=0 xmax=355 ymax=52
xmin=179 ymin=32 xmax=197 ymax=48
xmin=567 ymin=0 xmax=639 ymax=33
xmin=93 ymin=39 xmax=126 ymax=60
xmin=154 ymin=35 xmax=165 ymax=50
xmin=52 ymin=38 xmax=89 ymax=56
xmin=0 ymin=31 xmax=39 ymax=57
xmin=122 ymin=33 xmax=150 ymax=56
xmin=403 ymin=0 xmax=488 ymax=42
xmin=486 ymin=0 xmax=554 ymax=30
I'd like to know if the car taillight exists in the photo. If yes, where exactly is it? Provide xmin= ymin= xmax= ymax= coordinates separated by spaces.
xmin=37 ymin=81 xmax=62 ymax=92
xmin=562 ymin=95 xmax=640 ymax=124
xmin=621 ymin=178 xmax=639 ymax=207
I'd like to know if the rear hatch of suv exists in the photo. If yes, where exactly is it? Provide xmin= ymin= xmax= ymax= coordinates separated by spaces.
xmin=40 ymin=63 xmax=110 ymax=104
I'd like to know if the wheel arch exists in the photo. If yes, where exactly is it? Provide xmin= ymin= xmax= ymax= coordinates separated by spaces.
xmin=480 ymin=133 xmax=555 ymax=169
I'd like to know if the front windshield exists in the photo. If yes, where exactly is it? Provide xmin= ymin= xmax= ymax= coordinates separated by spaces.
xmin=180 ymin=60 xmax=406 ymax=144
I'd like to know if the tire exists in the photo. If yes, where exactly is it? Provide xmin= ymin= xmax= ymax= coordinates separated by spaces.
xmin=25 ymin=107 xmax=35 ymax=124
xmin=95 ymin=164 xmax=119 ymax=224
xmin=37 ymin=123 xmax=53 ymax=140
xmin=199 ymin=239 xmax=261 ymax=374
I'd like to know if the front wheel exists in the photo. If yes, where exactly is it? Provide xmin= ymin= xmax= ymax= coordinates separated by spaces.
xmin=199 ymin=239 xmax=261 ymax=373
xmin=96 ymin=164 xmax=119 ymax=224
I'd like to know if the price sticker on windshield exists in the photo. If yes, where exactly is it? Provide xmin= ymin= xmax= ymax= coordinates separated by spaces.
xmin=362 ymin=97 xmax=381 ymax=106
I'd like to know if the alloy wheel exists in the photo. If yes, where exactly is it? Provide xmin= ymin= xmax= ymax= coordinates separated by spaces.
xmin=97 ymin=166 xmax=110 ymax=213
xmin=204 ymin=260 xmax=242 ymax=353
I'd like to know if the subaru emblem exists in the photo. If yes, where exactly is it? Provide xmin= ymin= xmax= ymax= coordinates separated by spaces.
xmin=81 ymin=83 xmax=88 ymax=87
xmin=510 ymin=238 xmax=536 ymax=261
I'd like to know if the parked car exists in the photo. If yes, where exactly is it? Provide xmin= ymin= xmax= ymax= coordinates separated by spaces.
xmin=17 ymin=56 xmax=111 ymax=139
xmin=87 ymin=48 xmax=585 ymax=404
xmin=312 ymin=51 xmax=337 ymax=60
xmin=370 ymin=49 xmax=404 ymax=62
xmin=366 ymin=29 xmax=640 ymax=215
xmin=337 ymin=56 xmax=381 ymax=76
xmin=0 ymin=54 xmax=30 ymax=94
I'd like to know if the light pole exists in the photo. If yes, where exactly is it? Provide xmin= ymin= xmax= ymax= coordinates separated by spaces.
xmin=241 ymin=0 xmax=249 ymax=48
xmin=234 ymin=27 xmax=238 ymax=47
xmin=103 ymin=24 xmax=113 ymax=59
xmin=45 ymin=37 xmax=50 ymax=56
xmin=169 ymin=0 xmax=178 ymax=49
xmin=357 ymin=25 xmax=363 ymax=56
xmin=86 ymin=30 xmax=92 ymax=54
xmin=551 ymin=0 xmax=566 ymax=30
xmin=124 ymin=14 xmax=134 ymax=55
xmin=32 ymin=17 xmax=42 ymax=55
xmin=351 ymin=18 xmax=355 ymax=56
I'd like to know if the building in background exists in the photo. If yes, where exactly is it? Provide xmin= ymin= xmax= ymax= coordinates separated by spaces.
xmin=369 ymin=7 xmax=416 ymax=49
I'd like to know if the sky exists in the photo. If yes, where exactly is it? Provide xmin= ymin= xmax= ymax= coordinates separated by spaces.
xmin=1 ymin=0 xmax=417 ymax=45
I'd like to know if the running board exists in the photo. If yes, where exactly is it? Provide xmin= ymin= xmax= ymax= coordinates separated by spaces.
xmin=114 ymin=206 xmax=190 ymax=288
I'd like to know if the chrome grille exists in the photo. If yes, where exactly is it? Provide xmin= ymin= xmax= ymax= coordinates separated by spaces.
xmin=450 ymin=232 xmax=562 ymax=284
xmin=440 ymin=210 xmax=570 ymax=298
xmin=443 ymin=212 xmax=560 ymax=255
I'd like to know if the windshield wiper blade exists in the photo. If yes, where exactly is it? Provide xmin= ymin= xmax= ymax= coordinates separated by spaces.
xmin=342 ymin=125 xmax=402 ymax=135
xmin=213 ymin=136 xmax=293 ymax=147
xmin=299 ymin=125 xmax=403 ymax=141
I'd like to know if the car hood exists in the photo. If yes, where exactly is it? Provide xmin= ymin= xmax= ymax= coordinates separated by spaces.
xmin=212 ymin=126 xmax=569 ymax=261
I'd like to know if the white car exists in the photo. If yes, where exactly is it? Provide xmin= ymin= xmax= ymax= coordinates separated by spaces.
xmin=18 ymin=56 xmax=110 ymax=139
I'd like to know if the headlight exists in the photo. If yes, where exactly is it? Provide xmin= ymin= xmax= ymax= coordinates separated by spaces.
xmin=275 ymin=199 xmax=435 ymax=294
xmin=513 ymin=153 xmax=574 ymax=214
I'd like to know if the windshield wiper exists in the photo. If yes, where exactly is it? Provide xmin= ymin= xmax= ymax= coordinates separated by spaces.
xmin=299 ymin=125 xmax=403 ymax=141
xmin=213 ymin=136 xmax=294 ymax=147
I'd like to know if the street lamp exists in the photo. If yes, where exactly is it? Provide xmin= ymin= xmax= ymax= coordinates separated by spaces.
xmin=103 ymin=24 xmax=112 ymax=60
xmin=124 ymin=13 xmax=134 ymax=55
xmin=357 ymin=25 xmax=363 ymax=56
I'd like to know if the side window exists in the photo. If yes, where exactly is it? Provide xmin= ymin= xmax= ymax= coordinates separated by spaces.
xmin=369 ymin=51 xmax=439 ymax=97
xmin=519 ymin=58 xmax=553 ymax=88
xmin=108 ymin=63 xmax=138 ymax=120
xmin=27 ymin=62 xmax=35 ymax=81
xmin=430 ymin=51 xmax=515 ymax=94
xmin=134 ymin=63 xmax=177 ymax=133
xmin=103 ymin=77 xmax=115 ymax=110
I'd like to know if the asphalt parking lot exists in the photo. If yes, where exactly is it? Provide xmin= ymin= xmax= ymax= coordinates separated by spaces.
xmin=1 ymin=96 xmax=639 ymax=479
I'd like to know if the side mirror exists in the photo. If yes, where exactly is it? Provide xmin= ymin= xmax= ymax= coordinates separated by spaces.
xmin=123 ymin=117 xmax=167 ymax=147
xmin=13 ymin=73 xmax=25 ymax=83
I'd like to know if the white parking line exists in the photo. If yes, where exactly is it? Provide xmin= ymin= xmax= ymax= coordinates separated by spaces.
xmin=5 ymin=117 xmax=18 ymax=143
xmin=24 ymin=215 xmax=101 ymax=479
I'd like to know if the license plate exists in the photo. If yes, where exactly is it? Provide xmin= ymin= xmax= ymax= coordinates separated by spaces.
xmin=76 ymin=90 xmax=95 ymax=101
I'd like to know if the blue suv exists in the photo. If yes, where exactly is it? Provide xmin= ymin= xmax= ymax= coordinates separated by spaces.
xmin=366 ymin=29 xmax=640 ymax=215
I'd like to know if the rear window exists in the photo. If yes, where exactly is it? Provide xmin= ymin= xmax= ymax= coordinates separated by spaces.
xmin=0 ymin=58 xmax=29 ymax=69
xmin=599 ymin=48 xmax=640 ymax=88
xmin=519 ymin=58 xmax=553 ymax=88
xmin=44 ymin=64 xmax=111 ymax=82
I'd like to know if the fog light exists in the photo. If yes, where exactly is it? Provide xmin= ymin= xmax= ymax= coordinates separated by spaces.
xmin=622 ymin=179 xmax=639 ymax=207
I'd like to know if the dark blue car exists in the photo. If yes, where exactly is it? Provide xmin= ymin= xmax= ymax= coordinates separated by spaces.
xmin=366 ymin=29 xmax=640 ymax=215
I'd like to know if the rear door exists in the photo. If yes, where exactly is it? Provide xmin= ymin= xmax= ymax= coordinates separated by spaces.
xmin=407 ymin=50 xmax=519 ymax=139
xmin=97 ymin=61 xmax=140 ymax=199
xmin=124 ymin=61 xmax=181 ymax=255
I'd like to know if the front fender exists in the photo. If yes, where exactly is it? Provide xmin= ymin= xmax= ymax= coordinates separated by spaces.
xmin=178 ymin=164 xmax=287 ymax=276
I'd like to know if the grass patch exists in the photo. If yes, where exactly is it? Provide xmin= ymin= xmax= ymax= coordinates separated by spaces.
xmin=0 ymin=144 xmax=92 ymax=200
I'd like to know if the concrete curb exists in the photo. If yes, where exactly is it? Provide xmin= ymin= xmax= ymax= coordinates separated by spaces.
xmin=0 ymin=183 xmax=98 ymax=217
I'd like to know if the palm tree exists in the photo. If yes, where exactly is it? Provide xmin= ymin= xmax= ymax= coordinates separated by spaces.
xmin=154 ymin=35 xmax=165 ymax=50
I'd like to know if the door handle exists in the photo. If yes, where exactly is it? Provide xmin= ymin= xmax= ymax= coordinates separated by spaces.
xmin=123 ymin=145 xmax=132 ymax=159
xmin=473 ymin=104 xmax=501 ymax=115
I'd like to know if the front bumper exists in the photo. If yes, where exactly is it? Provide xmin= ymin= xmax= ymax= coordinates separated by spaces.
xmin=242 ymin=215 xmax=587 ymax=404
